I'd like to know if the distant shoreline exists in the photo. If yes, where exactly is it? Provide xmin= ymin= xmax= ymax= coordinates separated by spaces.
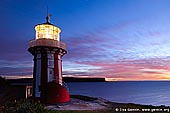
xmin=6 ymin=77 xmax=106 ymax=83
xmin=63 ymin=77 xmax=106 ymax=82
xmin=5 ymin=77 xmax=170 ymax=82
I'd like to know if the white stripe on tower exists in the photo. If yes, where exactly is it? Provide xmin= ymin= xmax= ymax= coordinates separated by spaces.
xmin=48 ymin=53 xmax=54 ymax=82
xmin=58 ymin=55 xmax=62 ymax=85
xmin=35 ymin=53 xmax=41 ymax=97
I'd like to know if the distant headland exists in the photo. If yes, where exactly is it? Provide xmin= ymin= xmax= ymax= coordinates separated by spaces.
xmin=5 ymin=77 xmax=106 ymax=83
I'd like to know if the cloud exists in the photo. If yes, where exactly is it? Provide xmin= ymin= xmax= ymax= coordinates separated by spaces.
xmin=62 ymin=18 xmax=170 ymax=80
xmin=64 ymin=18 xmax=170 ymax=63
xmin=64 ymin=32 xmax=110 ymax=61
xmin=0 ymin=33 xmax=33 ymax=77
xmin=0 ymin=59 xmax=33 ymax=76
xmin=63 ymin=20 xmax=135 ymax=62
xmin=0 ymin=67 xmax=32 ymax=76
xmin=1 ymin=18 xmax=170 ymax=80
xmin=63 ymin=57 xmax=170 ymax=80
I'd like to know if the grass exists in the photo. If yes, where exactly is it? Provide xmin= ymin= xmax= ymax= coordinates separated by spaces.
xmin=0 ymin=99 xmax=113 ymax=113
xmin=1 ymin=99 xmax=48 ymax=113
xmin=0 ymin=99 xmax=116 ymax=113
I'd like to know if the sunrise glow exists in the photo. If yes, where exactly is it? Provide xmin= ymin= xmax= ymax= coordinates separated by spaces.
xmin=0 ymin=0 xmax=170 ymax=81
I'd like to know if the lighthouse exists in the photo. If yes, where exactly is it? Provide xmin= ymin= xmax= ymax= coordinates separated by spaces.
xmin=28 ymin=16 xmax=70 ymax=104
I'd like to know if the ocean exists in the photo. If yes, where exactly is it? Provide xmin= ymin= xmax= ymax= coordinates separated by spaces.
xmin=67 ymin=81 xmax=170 ymax=106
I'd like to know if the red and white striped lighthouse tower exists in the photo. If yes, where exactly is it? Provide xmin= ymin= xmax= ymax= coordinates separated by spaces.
xmin=28 ymin=16 xmax=70 ymax=104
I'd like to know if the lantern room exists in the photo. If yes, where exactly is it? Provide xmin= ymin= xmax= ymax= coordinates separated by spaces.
xmin=35 ymin=23 xmax=61 ymax=41
xmin=29 ymin=16 xmax=66 ymax=50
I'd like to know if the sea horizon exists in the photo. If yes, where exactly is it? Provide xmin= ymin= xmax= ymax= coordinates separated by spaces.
xmin=2 ymin=75 xmax=170 ymax=82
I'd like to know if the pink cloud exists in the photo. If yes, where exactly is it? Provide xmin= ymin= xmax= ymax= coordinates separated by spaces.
xmin=62 ymin=20 xmax=170 ymax=81
xmin=73 ymin=57 xmax=170 ymax=80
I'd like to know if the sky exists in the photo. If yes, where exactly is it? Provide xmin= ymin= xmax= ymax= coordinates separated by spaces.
xmin=0 ymin=0 xmax=170 ymax=80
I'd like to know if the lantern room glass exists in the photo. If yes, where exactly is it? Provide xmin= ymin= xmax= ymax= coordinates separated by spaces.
xmin=35 ymin=24 xmax=60 ymax=41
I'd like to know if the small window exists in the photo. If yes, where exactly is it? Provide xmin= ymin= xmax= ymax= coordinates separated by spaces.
xmin=50 ymin=70 xmax=53 ymax=74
